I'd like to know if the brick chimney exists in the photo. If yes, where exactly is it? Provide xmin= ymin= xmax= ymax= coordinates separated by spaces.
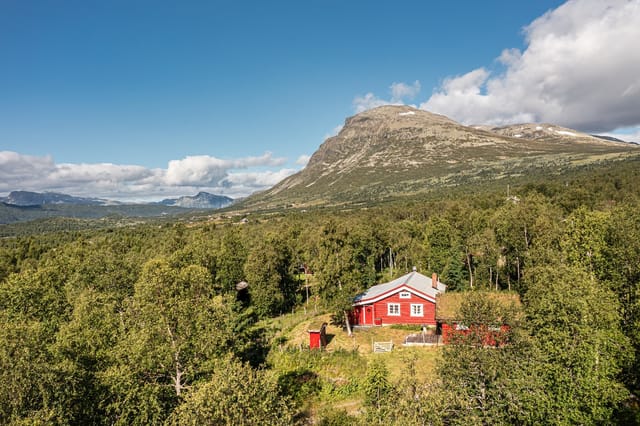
xmin=432 ymin=272 xmax=438 ymax=289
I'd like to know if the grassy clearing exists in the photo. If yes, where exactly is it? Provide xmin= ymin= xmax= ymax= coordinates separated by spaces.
xmin=265 ymin=311 xmax=442 ymax=422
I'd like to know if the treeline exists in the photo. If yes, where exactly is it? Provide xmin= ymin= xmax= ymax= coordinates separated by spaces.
xmin=0 ymin=161 xmax=639 ymax=424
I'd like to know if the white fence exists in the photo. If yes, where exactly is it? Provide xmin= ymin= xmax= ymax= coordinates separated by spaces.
xmin=373 ymin=340 xmax=393 ymax=353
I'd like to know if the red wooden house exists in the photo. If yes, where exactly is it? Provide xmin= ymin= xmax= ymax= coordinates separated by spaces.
xmin=351 ymin=268 xmax=446 ymax=326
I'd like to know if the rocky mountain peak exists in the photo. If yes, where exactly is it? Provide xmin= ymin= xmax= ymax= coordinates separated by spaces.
xmin=342 ymin=105 xmax=456 ymax=128
xmin=306 ymin=106 xmax=461 ymax=170
xmin=239 ymin=107 xmax=638 ymax=211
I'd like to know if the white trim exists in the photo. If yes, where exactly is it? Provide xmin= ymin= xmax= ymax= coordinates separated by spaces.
xmin=399 ymin=291 xmax=411 ymax=299
xmin=354 ymin=285 xmax=436 ymax=306
xmin=410 ymin=304 xmax=424 ymax=317
xmin=388 ymin=303 xmax=400 ymax=316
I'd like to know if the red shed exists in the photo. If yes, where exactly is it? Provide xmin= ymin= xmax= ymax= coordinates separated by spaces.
xmin=308 ymin=322 xmax=328 ymax=349
xmin=351 ymin=268 xmax=446 ymax=326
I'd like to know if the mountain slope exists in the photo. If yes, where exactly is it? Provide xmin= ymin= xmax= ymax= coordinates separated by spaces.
xmin=159 ymin=192 xmax=233 ymax=208
xmin=240 ymin=105 xmax=639 ymax=210
xmin=1 ymin=191 xmax=114 ymax=206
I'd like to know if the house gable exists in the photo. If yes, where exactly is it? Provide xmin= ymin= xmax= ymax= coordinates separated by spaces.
xmin=353 ymin=285 xmax=435 ymax=305
xmin=369 ymin=291 xmax=437 ymax=325
xmin=352 ymin=270 xmax=446 ymax=326
xmin=353 ymin=271 xmax=445 ymax=306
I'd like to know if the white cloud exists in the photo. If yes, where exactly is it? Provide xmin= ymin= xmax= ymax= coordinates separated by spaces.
xmin=165 ymin=156 xmax=229 ymax=186
xmin=0 ymin=152 xmax=56 ymax=187
xmin=421 ymin=0 xmax=640 ymax=133
xmin=223 ymin=169 xmax=298 ymax=189
xmin=390 ymin=80 xmax=421 ymax=103
xmin=353 ymin=80 xmax=422 ymax=113
xmin=296 ymin=155 xmax=311 ymax=166
xmin=353 ymin=93 xmax=391 ymax=113
xmin=0 ymin=151 xmax=296 ymax=201
xmin=165 ymin=152 xmax=286 ymax=186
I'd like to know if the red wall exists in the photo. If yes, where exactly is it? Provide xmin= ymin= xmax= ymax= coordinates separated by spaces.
xmin=309 ymin=331 xmax=321 ymax=349
xmin=356 ymin=292 xmax=436 ymax=326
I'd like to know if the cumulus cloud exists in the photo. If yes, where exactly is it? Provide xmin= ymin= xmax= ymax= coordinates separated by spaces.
xmin=353 ymin=80 xmax=422 ymax=113
xmin=165 ymin=152 xmax=286 ymax=186
xmin=0 ymin=151 xmax=56 ymax=186
xmin=353 ymin=93 xmax=391 ymax=113
xmin=0 ymin=151 xmax=296 ymax=201
xmin=165 ymin=156 xmax=230 ymax=186
xmin=421 ymin=0 xmax=640 ymax=133
xmin=223 ymin=169 xmax=298 ymax=189
xmin=390 ymin=80 xmax=421 ymax=103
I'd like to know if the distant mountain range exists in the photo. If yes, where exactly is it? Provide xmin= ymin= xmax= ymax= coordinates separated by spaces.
xmin=157 ymin=192 xmax=233 ymax=209
xmin=1 ymin=191 xmax=114 ymax=206
xmin=238 ymin=105 xmax=639 ymax=211
xmin=0 ymin=190 xmax=233 ymax=209
xmin=0 ymin=191 xmax=234 ymax=225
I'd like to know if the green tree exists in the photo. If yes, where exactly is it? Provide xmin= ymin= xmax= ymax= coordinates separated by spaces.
xmin=311 ymin=220 xmax=379 ymax=328
xmin=560 ymin=207 xmax=609 ymax=277
xmin=244 ymin=232 xmax=297 ymax=317
xmin=165 ymin=356 xmax=295 ymax=425
xmin=363 ymin=358 xmax=392 ymax=409
xmin=215 ymin=228 xmax=248 ymax=293
xmin=0 ymin=313 xmax=66 ymax=424
xmin=368 ymin=354 xmax=446 ymax=426
xmin=51 ymin=288 xmax=121 ymax=423
xmin=604 ymin=204 xmax=640 ymax=389
xmin=424 ymin=216 xmax=465 ymax=290
xmin=438 ymin=291 xmax=547 ymax=425
xmin=491 ymin=194 xmax=560 ymax=294
xmin=101 ymin=258 xmax=237 ymax=424
xmin=525 ymin=265 xmax=630 ymax=424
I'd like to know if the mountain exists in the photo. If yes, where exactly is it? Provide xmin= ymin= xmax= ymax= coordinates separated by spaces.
xmin=239 ymin=105 xmax=639 ymax=210
xmin=1 ymin=191 xmax=114 ymax=206
xmin=592 ymin=134 xmax=630 ymax=143
xmin=0 ymin=191 xmax=233 ymax=225
xmin=158 ymin=192 xmax=234 ymax=209
xmin=477 ymin=123 xmax=618 ymax=144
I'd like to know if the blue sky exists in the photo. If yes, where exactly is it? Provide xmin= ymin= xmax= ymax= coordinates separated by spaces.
xmin=1 ymin=0 xmax=639 ymax=200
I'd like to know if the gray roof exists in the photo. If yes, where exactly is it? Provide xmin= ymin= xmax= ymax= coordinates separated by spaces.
xmin=353 ymin=271 xmax=446 ymax=305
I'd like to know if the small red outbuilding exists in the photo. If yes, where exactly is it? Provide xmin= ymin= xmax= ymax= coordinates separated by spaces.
xmin=351 ymin=268 xmax=446 ymax=326
xmin=308 ymin=322 xmax=328 ymax=349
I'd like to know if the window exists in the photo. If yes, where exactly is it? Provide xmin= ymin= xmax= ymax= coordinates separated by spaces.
xmin=399 ymin=291 xmax=411 ymax=299
xmin=410 ymin=304 xmax=423 ymax=317
xmin=388 ymin=303 xmax=400 ymax=316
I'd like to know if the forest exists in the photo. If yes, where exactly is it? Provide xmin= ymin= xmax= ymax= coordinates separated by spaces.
xmin=1 ymin=159 xmax=640 ymax=425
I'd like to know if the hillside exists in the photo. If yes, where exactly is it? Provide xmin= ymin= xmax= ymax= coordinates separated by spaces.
xmin=0 ymin=191 xmax=113 ymax=206
xmin=158 ymin=191 xmax=233 ymax=208
xmin=239 ymin=105 xmax=638 ymax=210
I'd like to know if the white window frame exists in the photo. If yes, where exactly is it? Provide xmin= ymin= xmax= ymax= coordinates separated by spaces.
xmin=399 ymin=291 xmax=411 ymax=299
xmin=410 ymin=304 xmax=424 ymax=317
xmin=388 ymin=303 xmax=400 ymax=316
